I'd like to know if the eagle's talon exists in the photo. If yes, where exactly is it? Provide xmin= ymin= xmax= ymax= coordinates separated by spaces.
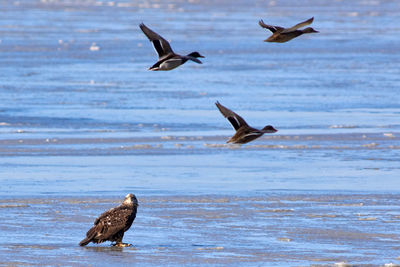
xmin=114 ymin=243 xmax=132 ymax=247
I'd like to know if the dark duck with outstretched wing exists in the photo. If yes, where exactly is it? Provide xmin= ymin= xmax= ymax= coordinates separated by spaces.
xmin=215 ymin=101 xmax=277 ymax=144
xmin=139 ymin=23 xmax=204 ymax=71
xmin=259 ymin=17 xmax=318 ymax=43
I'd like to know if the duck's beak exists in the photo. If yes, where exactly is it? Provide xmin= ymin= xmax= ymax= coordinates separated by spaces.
xmin=190 ymin=57 xmax=203 ymax=64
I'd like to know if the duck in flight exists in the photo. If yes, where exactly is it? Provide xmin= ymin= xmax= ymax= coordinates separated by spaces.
xmin=259 ymin=17 xmax=318 ymax=43
xmin=139 ymin=23 xmax=204 ymax=71
xmin=215 ymin=101 xmax=277 ymax=144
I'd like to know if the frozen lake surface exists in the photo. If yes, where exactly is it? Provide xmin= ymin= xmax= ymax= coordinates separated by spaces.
xmin=0 ymin=0 xmax=399 ymax=265
xmin=1 ymin=193 xmax=400 ymax=265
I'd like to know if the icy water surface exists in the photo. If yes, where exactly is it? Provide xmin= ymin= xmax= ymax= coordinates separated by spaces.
xmin=1 ymin=193 xmax=400 ymax=266
xmin=1 ymin=0 xmax=400 ymax=265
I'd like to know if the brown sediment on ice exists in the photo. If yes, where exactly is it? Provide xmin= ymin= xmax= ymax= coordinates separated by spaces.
xmin=196 ymin=246 xmax=224 ymax=251
xmin=8 ymin=244 xmax=57 ymax=250
xmin=307 ymin=214 xmax=339 ymax=218
xmin=0 ymin=204 xmax=30 ymax=208
xmin=277 ymin=237 xmax=292 ymax=242
xmin=357 ymin=217 xmax=377 ymax=221
xmin=255 ymin=208 xmax=294 ymax=213
xmin=0 ymin=132 xmax=398 ymax=156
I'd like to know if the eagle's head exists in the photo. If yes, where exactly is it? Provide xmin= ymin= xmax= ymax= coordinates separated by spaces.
xmin=123 ymin=193 xmax=139 ymax=206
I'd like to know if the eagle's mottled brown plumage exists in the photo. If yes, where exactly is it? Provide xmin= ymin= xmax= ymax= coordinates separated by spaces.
xmin=79 ymin=194 xmax=138 ymax=247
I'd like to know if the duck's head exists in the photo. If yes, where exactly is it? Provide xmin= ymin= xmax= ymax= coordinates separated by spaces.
xmin=261 ymin=125 xmax=278 ymax=133
xmin=186 ymin=52 xmax=205 ymax=64
xmin=302 ymin=27 xmax=319 ymax=34
xmin=187 ymin=52 xmax=205 ymax=58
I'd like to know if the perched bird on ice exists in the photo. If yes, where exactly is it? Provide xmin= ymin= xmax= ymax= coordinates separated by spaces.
xmin=139 ymin=23 xmax=204 ymax=71
xmin=79 ymin=194 xmax=138 ymax=247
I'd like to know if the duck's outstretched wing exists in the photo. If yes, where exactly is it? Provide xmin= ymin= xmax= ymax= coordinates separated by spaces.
xmin=140 ymin=23 xmax=174 ymax=58
xmin=281 ymin=17 xmax=314 ymax=33
xmin=258 ymin=20 xmax=284 ymax=33
xmin=215 ymin=101 xmax=249 ymax=131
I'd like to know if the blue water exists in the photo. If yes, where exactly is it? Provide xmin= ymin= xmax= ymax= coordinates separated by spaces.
xmin=0 ymin=0 xmax=400 ymax=265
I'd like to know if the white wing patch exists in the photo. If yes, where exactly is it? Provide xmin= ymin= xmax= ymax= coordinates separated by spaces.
xmin=227 ymin=116 xmax=242 ymax=130
xmin=160 ymin=40 xmax=166 ymax=52
xmin=233 ymin=116 xmax=241 ymax=128
xmin=243 ymin=132 xmax=262 ymax=138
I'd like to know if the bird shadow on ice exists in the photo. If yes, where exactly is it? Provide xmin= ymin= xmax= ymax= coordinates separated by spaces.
xmin=80 ymin=245 xmax=137 ymax=252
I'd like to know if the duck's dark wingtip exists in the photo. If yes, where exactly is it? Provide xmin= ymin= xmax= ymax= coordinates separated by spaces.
xmin=139 ymin=22 xmax=146 ymax=29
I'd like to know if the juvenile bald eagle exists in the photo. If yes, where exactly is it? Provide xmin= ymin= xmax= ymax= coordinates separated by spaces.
xmin=79 ymin=193 xmax=138 ymax=247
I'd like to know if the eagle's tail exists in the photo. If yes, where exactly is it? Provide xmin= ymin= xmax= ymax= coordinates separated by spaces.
xmin=79 ymin=237 xmax=91 ymax=246
xmin=79 ymin=226 xmax=97 ymax=246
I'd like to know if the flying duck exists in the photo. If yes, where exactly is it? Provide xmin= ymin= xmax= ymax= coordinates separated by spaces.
xmin=139 ymin=23 xmax=205 ymax=71
xmin=215 ymin=101 xmax=277 ymax=144
xmin=259 ymin=17 xmax=318 ymax=43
